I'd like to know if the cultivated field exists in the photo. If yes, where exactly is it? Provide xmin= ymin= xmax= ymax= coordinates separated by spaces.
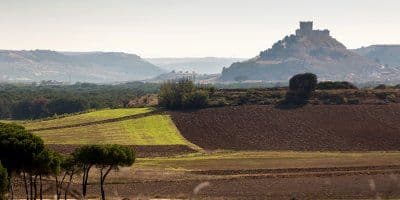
xmin=12 ymin=108 xmax=199 ymax=157
xmin=11 ymin=151 xmax=400 ymax=199
xmin=23 ymin=108 xmax=153 ymax=130
xmin=7 ymin=103 xmax=400 ymax=199
xmin=19 ymin=108 xmax=187 ymax=145
xmin=171 ymin=104 xmax=400 ymax=151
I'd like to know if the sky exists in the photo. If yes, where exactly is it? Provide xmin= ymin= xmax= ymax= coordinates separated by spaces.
xmin=1 ymin=0 xmax=400 ymax=58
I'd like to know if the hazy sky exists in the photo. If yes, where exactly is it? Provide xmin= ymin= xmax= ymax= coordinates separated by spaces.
xmin=1 ymin=0 xmax=400 ymax=57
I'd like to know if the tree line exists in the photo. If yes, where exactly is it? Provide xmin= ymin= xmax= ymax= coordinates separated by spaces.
xmin=0 ymin=82 xmax=159 ymax=119
xmin=0 ymin=122 xmax=135 ymax=200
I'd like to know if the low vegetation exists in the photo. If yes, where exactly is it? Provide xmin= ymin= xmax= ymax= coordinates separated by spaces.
xmin=158 ymin=79 xmax=210 ymax=109
xmin=136 ymin=151 xmax=400 ymax=171
xmin=0 ymin=82 xmax=159 ymax=119
xmin=13 ymin=108 xmax=190 ymax=146
xmin=34 ymin=116 xmax=188 ymax=146
xmin=317 ymin=81 xmax=358 ymax=90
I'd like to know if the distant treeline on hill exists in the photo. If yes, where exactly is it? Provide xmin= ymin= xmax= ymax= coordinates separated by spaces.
xmin=2 ymin=79 xmax=400 ymax=119
xmin=0 ymin=82 xmax=159 ymax=119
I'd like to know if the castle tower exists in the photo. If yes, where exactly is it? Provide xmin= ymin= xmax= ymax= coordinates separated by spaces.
xmin=300 ymin=21 xmax=313 ymax=32
xmin=296 ymin=21 xmax=313 ymax=36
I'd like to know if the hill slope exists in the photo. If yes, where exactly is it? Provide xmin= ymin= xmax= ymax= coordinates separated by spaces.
xmin=354 ymin=45 xmax=400 ymax=68
xmin=0 ymin=50 xmax=165 ymax=83
xmin=220 ymin=22 xmax=398 ymax=83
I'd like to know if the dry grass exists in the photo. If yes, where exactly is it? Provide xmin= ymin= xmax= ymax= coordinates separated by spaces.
xmin=136 ymin=151 xmax=400 ymax=170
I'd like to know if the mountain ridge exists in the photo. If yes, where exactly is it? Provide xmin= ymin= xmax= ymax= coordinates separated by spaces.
xmin=353 ymin=45 xmax=400 ymax=68
xmin=0 ymin=50 xmax=165 ymax=83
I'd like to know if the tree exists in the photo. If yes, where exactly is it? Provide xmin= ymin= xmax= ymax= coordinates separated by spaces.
xmin=47 ymin=98 xmax=88 ymax=116
xmin=0 ymin=123 xmax=45 ymax=199
xmin=158 ymin=78 xmax=209 ymax=109
xmin=73 ymin=145 xmax=135 ymax=200
xmin=60 ymin=157 xmax=79 ymax=200
xmin=0 ymin=163 xmax=8 ymax=200
xmin=72 ymin=145 xmax=98 ymax=199
xmin=95 ymin=145 xmax=135 ymax=200
xmin=29 ymin=149 xmax=61 ymax=200
xmin=285 ymin=73 xmax=317 ymax=104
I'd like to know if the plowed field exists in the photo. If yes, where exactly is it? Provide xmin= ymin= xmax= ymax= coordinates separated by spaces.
xmin=170 ymin=104 xmax=400 ymax=151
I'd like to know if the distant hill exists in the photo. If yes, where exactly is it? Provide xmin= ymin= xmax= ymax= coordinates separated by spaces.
xmin=220 ymin=22 xmax=400 ymax=83
xmin=148 ymin=71 xmax=219 ymax=84
xmin=0 ymin=50 xmax=165 ymax=83
xmin=146 ymin=57 xmax=245 ymax=74
xmin=353 ymin=45 xmax=400 ymax=68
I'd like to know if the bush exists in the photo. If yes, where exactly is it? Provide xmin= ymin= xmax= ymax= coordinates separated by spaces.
xmin=317 ymin=81 xmax=357 ymax=90
xmin=182 ymin=90 xmax=209 ymax=109
xmin=0 ymin=163 xmax=7 ymax=200
xmin=386 ymin=94 xmax=398 ymax=103
xmin=158 ymin=79 xmax=209 ymax=109
xmin=374 ymin=84 xmax=388 ymax=89
xmin=285 ymin=73 xmax=317 ymax=104
xmin=347 ymin=98 xmax=361 ymax=105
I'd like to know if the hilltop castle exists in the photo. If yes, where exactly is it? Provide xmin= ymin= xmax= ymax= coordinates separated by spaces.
xmin=295 ymin=21 xmax=330 ymax=38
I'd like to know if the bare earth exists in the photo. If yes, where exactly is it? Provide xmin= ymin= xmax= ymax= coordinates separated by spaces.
xmin=11 ymin=167 xmax=400 ymax=199
xmin=170 ymin=104 xmax=400 ymax=151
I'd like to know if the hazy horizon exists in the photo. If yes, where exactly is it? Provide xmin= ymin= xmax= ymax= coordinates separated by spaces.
xmin=1 ymin=0 xmax=400 ymax=58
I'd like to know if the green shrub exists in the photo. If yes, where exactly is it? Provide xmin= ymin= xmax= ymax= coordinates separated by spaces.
xmin=374 ymin=84 xmax=388 ymax=89
xmin=386 ymin=94 xmax=398 ymax=103
xmin=158 ymin=79 xmax=209 ymax=109
xmin=375 ymin=92 xmax=397 ymax=102
xmin=208 ymin=98 xmax=228 ymax=107
xmin=319 ymin=93 xmax=346 ymax=105
xmin=317 ymin=81 xmax=358 ymax=90
xmin=347 ymin=98 xmax=361 ymax=105
xmin=182 ymin=90 xmax=209 ymax=109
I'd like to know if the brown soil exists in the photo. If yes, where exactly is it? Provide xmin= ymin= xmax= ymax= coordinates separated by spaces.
xmin=170 ymin=104 xmax=400 ymax=151
xmin=11 ymin=168 xmax=400 ymax=199
xmin=47 ymin=144 xmax=197 ymax=157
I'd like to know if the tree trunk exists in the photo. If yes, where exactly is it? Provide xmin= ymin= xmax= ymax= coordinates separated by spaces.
xmin=56 ymin=176 xmax=60 ymax=200
xmin=82 ymin=169 xmax=86 ymax=198
xmin=56 ymin=172 xmax=68 ymax=200
xmin=33 ymin=175 xmax=38 ymax=200
xmin=30 ymin=175 xmax=33 ymax=200
xmin=8 ymin=172 xmax=13 ymax=200
xmin=64 ymin=172 xmax=74 ymax=200
xmin=100 ymin=166 xmax=113 ymax=200
xmin=82 ymin=165 xmax=92 ymax=199
xmin=23 ymin=173 xmax=29 ymax=200
xmin=39 ymin=175 xmax=43 ymax=200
